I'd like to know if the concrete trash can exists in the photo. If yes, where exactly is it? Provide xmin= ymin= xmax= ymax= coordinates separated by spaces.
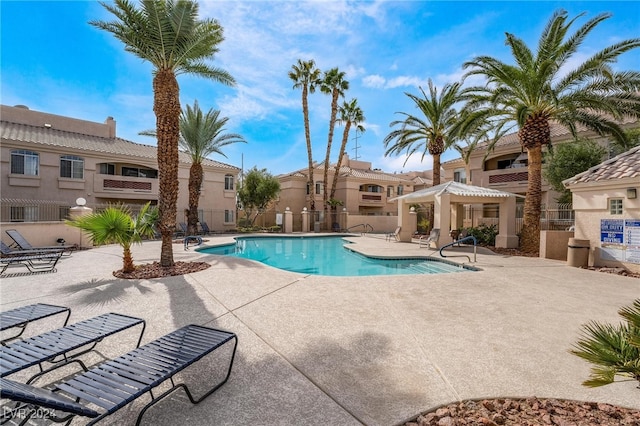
xmin=567 ymin=238 xmax=590 ymax=268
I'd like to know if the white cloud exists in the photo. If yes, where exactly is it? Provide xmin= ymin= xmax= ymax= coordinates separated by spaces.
xmin=362 ymin=74 xmax=386 ymax=88
xmin=376 ymin=153 xmax=434 ymax=173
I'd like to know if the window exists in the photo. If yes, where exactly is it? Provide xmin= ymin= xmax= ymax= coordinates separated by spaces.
xmin=316 ymin=182 xmax=324 ymax=195
xmin=306 ymin=183 xmax=310 ymax=195
xmin=225 ymin=174 xmax=234 ymax=190
xmin=60 ymin=155 xmax=84 ymax=179
xmin=11 ymin=150 xmax=39 ymax=175
xmin=387 ymin=186 xmax=394 ymax=197
xmin=99 ymin=163 xmax=115 ymax=175
xmin=397 ymin=185 xmax=404 ymax=196
xmin=10 ymin=206 xmax=38 ymax=222
xmin=224 ymin=209 xmax=234 ymax=223
xmin=359 ymin=184 xmax=382 ymax=193
xmin=121 ymin=167 xmax=157 ymax=178
xmin=453 ymin=168 xmax=467 ymax=184
xmin=609 ymin=199 xmax=623 ymax=215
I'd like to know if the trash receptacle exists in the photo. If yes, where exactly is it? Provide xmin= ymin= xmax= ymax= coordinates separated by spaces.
xmin=567 ymin=238 xmax=590 ymax=267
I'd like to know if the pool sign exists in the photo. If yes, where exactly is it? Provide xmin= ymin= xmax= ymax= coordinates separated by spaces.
xmin=600 ymin=219 xmax=624 ymax=244
xmin=600 ymin=219 xmax=640 ymax=264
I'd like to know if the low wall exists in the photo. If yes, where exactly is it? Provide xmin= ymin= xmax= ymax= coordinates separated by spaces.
xmin=539 ymin=230 xmax=574 ymax=261
xmin=345 ymin=215 xmax=399 ymax=234
xmin=1 ymin=222 xmax=92 ymax=249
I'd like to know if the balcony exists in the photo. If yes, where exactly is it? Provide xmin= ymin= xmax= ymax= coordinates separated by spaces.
xmin=93 ymin=174 xmax=158 ymax=198
xmin=359 ymin=192 xmax=383 ymax=204
xmin=482 ymin=168 xmax=528 ymax=187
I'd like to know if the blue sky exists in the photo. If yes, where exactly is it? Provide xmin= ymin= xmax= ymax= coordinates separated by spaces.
xmin=2 ymin=1 xmax=639 ymax=176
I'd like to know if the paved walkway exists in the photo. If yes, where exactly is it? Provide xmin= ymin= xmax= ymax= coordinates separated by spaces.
xmin=1 ymin=234 xmax=639 ymax=425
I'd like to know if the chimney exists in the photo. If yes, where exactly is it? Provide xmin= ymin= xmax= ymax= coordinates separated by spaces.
xmin=105 ymin=116 xmax=116 ymax=138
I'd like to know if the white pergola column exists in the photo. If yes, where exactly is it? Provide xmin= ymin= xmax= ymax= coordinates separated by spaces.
xmin=433 ymin=193 xmax=452 ymax=247
xmin=397 ymin=201 xmax=417 ymax=242
xmin=496 ymin=196 xmax=519 ymax=248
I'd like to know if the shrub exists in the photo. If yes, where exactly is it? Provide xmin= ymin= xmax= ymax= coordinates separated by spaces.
xmin=462 ymin=224 xmax=497 ymax=246
xmin=570 ymin=299 xmax=640 ymax=388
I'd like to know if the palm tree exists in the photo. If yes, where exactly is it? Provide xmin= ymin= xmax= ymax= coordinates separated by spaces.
xmin=67 ymin=203 xmax=158 ymax=273
xmin=384 ymin=79 xmax=463 ymax=187
xmin=289 ymin=59 xmax=321 ymax=212
xmin=330 ymin=99 xmax=365 ymax=200
xmin=460 ymin=9 xmax=640 ymax=253
xmin=142 ymin=100 xmax=246 ymax=236
xmin=320 ymin=68 xmax=349 ymax=226
xmin=91 ymin=0 xmax=235 ymax=267
xmin=570 ymin=299 xmax=640 ymax=387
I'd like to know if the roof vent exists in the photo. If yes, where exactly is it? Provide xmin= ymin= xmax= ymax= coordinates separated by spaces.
xmin=14 ymin=105 xmax=29 ymax=110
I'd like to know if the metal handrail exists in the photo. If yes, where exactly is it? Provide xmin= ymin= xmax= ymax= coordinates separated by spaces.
xmin=439 ymin=235 xmax=477 ymax=263
xmin=346 ymin=223 xmax=373 ymax=234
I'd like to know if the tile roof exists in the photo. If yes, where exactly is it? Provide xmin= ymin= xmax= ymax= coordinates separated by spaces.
xmin=0 ymin=121 xmax=238 ymax=170
xmin=392 ymin=181 xmax=518 ymax=201
xmin=279 ymin=162 xmax=413 ymax=184
xmin=563 ymin=145 xmax=640 ymax=186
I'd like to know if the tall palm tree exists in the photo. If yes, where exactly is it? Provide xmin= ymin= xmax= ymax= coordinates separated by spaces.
xmin=461 ymin=9 xmax=640 ymax=253
xmin=289 ymin=59 xmax=321 ymax=212
xmin=91 ymin=0 xmax=235 ymax=267
xmin=320 ymin=67 xmax=349 ymax=225
xmin=67 ymin=203 xmax=158 ymax=273
xmin=330 ymin=99 xmax=365 ymax=200
xmin=142 ymin=100 xmax=246 ymax=236
xmin=384 ymin=79 xmax=463 ymax=186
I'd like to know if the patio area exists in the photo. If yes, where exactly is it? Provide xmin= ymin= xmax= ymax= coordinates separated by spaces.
xmin=1 ymin=234 xmax=639 ymax=425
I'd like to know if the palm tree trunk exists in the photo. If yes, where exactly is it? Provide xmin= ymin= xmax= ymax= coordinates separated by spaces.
xmin=520 ymin=145 xmax=542 ymax=253
xmin=432 ymin=153 xmax=442 ymax=186
xmin=187 ymin=163 xmax=203 ymax=236
xmin=153 ymin=69 xmax=181 ymax=267
xmin=330 ymin=121 xmax=351 ymax=200
xmin=302 ymin=86 xmax=315 ymax=212
xmin=122 ymin=244 xmax=135 ymax=273
xmin=324 ymin=90 xmax=339 ymax=230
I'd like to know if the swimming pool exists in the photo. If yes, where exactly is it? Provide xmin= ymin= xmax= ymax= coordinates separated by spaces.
xmin=197 ymin=236 xmax=476 ymax=277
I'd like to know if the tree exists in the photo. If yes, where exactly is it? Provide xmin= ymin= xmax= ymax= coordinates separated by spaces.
xmin=142 ymin=100 xmax=246 ymax=236
xmin=330 ymin=99 xmax=365 ymax=201
xmin=320 ymin=67 xmax=349 ymax=227
xmin=383 ymin=79 xmax=463 ymax=186
xmin=67 ymin=203 xmax=158 ymax=273
xmin=543 ymin=139 xmax=606 ymax=204
xmin=610 ymin=128 xmax=640 ymax=157
xmin=289 ymin=59 xmax=321 ymax=212
xmin=92 ymin=0 xmax=235 ymax=267
xmin=460 ymin=9 xmax=640 ymax=252
xmin=237 ymin=167 xmax=281 ymax=225
xmin=571 ymin=299 xmax=640 ymax=388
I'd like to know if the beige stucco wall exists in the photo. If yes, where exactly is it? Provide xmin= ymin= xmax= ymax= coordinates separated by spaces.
xmin=539 ymin=230 xmax=574 ymax=261
xmin=571 ymin=182 xmax=640 ymax=273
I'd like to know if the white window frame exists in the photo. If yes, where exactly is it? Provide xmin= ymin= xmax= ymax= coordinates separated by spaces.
xmin=224 ymin=209 xmax=234 ymax=223
xmin=11 ymin=150 xmax=39 ymax=176
xmin=609 ymin=198 xmax=623 ymax=215
xmin=60 ymin=155 xmax=84 ymax=179
xmin=225 ymin=174 xmax=234 ymax=190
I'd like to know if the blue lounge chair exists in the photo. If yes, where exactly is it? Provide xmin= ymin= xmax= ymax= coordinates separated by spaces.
xmin=0 ymin=303 xmax=70 ymax=345
xmin=0 ymin=325 xmax=237 ymax=426
xmin=200 ymin=221 xmax=211 ymax=235
xmin=5 ymin=229 xmax=76 ymax=256
xmin=0 ymin=251 xmax=62 ymax=275
xmin=0 ymin=313 xmax=145 ymax=383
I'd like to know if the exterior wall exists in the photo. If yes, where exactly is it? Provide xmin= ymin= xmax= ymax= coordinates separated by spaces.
xmin=1 ymin=222 xmax=89 ymax=249
xmin=571 ymin=183 xmax=640 ymax=273
xmin=539 ymin=230 xmax=574 ymax=261
xmin=1 ymin=105 xmax=239 ymax=233
xmin=344 ymin=214 xmax=398 ymax=234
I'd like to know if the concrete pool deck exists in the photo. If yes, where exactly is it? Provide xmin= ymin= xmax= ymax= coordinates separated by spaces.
xmin=1 ymin=233 xmax=639 ymax=425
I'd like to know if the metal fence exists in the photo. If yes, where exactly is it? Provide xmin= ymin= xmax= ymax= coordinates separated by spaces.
xmin=1 ymin=199 xmax=72 ymax=222
xmin=464 ymin=203 xmax=574 ymax=234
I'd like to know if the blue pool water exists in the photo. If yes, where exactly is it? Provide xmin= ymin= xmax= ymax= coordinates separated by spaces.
xmin=197 ymin=236 xmax=475 ymax=277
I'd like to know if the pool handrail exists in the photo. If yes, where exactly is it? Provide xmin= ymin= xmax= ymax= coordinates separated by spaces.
xmin=346 ymin=223 xmax=374 ymax=235
xmin=439 ymin=235 xmax=477 ymax=263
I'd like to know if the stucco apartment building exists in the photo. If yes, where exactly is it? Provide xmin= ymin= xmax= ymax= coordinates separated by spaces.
xmin=0 ymin=104 xmax=240 ymax=234
xmin=442 ymin=120 xmax=639 ymax=206
xmin=276 ymin=155 xmax=417 ymax=229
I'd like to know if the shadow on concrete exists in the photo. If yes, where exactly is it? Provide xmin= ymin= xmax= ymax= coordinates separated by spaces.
xmin=60 ymin=278 xmax=154 ymax=309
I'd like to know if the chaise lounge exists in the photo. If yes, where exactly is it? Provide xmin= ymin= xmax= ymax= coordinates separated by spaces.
xmin=5 ymin=229 xmax=76 ymax=257
xmin=0 ymin=303 xmax=70 ymax=345
xmin=0 ymin=324 xmax=238 ymax=426
xmin=0 ymin=251 xmax=63 ymax=276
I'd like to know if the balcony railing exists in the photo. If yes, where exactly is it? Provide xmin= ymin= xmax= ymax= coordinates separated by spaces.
xmin=93 ymin=175 xmax=158 ymax=196
xmin=359 ymin=192 xmax=383 ymax=203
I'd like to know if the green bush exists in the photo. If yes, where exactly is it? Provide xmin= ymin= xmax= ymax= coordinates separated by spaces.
xmin=462 ymin=224 xmax=498 ymax=246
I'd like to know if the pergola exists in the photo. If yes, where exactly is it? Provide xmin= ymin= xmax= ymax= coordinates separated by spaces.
xmin=391 ymin=181 xmax=520 ymax=248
